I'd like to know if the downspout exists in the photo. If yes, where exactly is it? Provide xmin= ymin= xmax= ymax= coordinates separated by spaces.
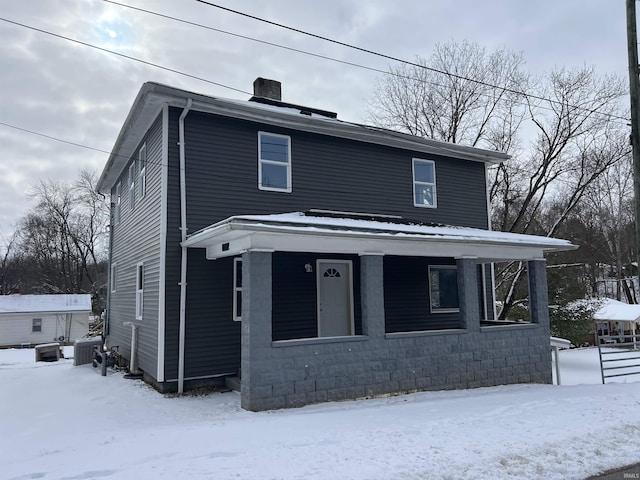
xmin=177 ymin=98 xmax=192 ymax=394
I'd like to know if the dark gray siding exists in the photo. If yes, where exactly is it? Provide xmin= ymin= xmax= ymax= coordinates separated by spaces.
xmin=272 ymin=252 xmax=362 ymax=341
xmin=180 ymin=109 xmax=489 ymax=232
xmin=163 ymin=106 xmax=491 ymax=381
xmin=384 ymin=256 xmax=461 ymax=332
xmin=107 ymin=113 xmax=163 ymax=376
xmin=183 ymin=252 xmax=241 ymax=378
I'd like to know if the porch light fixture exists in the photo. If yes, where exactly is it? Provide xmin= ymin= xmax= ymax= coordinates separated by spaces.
xmin=305 ymin=263 xmax=313 ymax=273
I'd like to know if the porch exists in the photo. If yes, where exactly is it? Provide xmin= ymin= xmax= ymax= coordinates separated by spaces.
xmin=183 ymin=211 xmax=575 ymax=411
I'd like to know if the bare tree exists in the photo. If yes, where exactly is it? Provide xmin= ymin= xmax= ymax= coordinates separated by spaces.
xmin=369 ymin=39 xmax=529 ymax=152
xmin=0 ymin=232 xmax=21 ymax=295
xmin=17 ymin=170 xmax=109 ymax=302
xmin=368 ymin=41 xmax=628 ymax=318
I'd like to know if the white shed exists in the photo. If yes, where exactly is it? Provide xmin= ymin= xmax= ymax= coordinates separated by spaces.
xmin=594 ymin=298 xmax=640 ymax=342
xmin=0 ymin=294 xmax=92 ymax=347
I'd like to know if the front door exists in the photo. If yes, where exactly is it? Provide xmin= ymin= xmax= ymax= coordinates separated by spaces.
xmin=317 ymin=260 xmax=354 ymax=337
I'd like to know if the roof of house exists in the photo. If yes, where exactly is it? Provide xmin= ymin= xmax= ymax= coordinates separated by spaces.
xmin=594 ymin=298 xmax=640 ymax=323
xmin=97 ymin=82 xmax=511 ymax=192
xmin=0 ymin=294 xmax=92 ymax=315
xmin=182 ymin=211 xmax=576 ymax=261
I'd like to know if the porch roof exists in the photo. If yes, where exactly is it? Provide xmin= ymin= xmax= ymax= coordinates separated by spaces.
xmin=182 ymin=211 xmax=576 ymax=261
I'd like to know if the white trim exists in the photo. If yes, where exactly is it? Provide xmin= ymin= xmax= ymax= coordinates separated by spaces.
xmin=138 ymin=142 xmax=147 ymax=200
xmin=490 ymin=262 xmax=498 ymax=321
xmin=157 ymin=105 xmax=169 ymax=382
xmin=128 ymin=163 xmax=136 ymax=211
xmin=481 ymin=263 xmax=488 ymax=321
xmin=114 ymin=182 xmax=121 ymax=225
xmin=485 ymin=163 xmax=493 ymax=230
xmin=258 ymin=131 xmax=292 ymax=193
xmin=110 ymin=262 xmax=117 ymax=293
xmin=428 ymin=265 xmax=460 ymax=314
xmin=233 ymin=257 xmax=242 ymax=321
xmin=412 ymin=158 xmax=437 ymax=208
xmin=316 ymin=259 xmax=355 ymax=337
xmin=135 ymin=262 xmax=144 ymax=320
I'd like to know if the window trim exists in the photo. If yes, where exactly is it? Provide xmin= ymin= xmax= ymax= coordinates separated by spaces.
xmin=138 ymin=143 xmax=147 ymax=200
xmin=233 ymin=258 xmax=242 ymax=322
xmin=412 ymin=158 xmax=437 ymax=208
xmin=114 ymin=182 xmax=121 ymax=225
xmin=135 ymin=262 xmax=144 ymax=320
xmin=110 ymin=262 xmax=117 ymax=293
xmin=428 ymin=265 xmax=459 ymax=313
xmin=258 ymin=131 xmax=292 ymax=193
xmin=129 ymin=163 xmax=136 ymax=211
xmin=32 ymin=318 xmax=42 ymax=333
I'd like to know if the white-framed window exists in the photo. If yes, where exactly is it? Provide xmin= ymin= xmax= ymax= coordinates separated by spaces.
xmin=428 ymin=265 xmax=459 ymax=313
xmin=135 ymin=262 xmax=144 ymax=320
xmin=114 ymin=182 xmax=121 ymax=225
xmin=233 ymin=258 xmax=242 ymax=321
xmin=32 ymin=318 xmax=42 ymax=333
xmin=110 ymin=262 xmax=117 ymax=293
xmin=138 ymin=143 xmax=147 ymax=200
xmin=129 ymin=163 xmax=136 ymax=211
xmin=258 ymin=131 xmax=291 ymax=192
xmin=413 ymin=158 xmax=437 ymax=208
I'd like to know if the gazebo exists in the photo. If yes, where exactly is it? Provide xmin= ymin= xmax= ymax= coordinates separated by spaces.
xmin=594 ymin=299 xmax=640 ymax=344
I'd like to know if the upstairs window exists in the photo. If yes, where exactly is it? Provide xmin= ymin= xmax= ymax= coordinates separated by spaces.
xmin=138 ymin=143 xmax=147 ymax=200
xmin=114 ymin=182 xmax=121 ymax=225
xmin=413 ymin=159 xmax=436 ymax=208
xmin=258 ymin=132 xmax=291 ymax=192
xmin=429 ymin=265 xmax=459 ymax=313
xmin=129 ymin=163 xmax=136 ymax=211
xmin=233 ymin=258 xmax=242 ymax=321
xmin=135 ymin=262 xmax=144 ymax=320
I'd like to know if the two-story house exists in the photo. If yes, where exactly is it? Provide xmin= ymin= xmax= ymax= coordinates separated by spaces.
xmin=97 ymin=78 xmax=574 ymax=411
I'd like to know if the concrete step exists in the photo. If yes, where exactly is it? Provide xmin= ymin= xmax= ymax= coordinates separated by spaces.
xmin=225 ymin=375 xmax=241 ymax=392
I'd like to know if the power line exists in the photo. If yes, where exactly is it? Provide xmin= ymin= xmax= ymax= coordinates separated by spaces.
xmin=0 ymin=121 xmax=112 ymax=155
xmin=194 ymin=0 xmax=630 ymax=123
xmin=102 ymin=0 xmax=396 ymax=79
xmin=0 ymin=17 xmax=252 ymax=96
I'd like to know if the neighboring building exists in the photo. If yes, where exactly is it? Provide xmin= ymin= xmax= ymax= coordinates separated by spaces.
xmin=97 ymin=78 xmax=575 ymax=411
xmin=0 ymin=294 xmax=92 ymax=347
xmin=594 ymin=298 xmax=640 ymax=341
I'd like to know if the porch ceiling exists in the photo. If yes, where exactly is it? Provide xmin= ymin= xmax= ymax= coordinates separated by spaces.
xmin=182 ymin=212 xmax=576 ymax=262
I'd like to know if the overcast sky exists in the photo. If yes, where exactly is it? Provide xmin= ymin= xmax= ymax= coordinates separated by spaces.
xmin=0 ymin=0 xmax=630 ymax=241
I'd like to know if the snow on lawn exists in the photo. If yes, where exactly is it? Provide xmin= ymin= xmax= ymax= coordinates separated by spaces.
xmin=2 ymin=347 xmax=640 ymax=480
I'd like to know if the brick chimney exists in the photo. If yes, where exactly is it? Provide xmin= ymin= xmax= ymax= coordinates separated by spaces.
xmin=253 ymin=77 xmax=281 ymax=101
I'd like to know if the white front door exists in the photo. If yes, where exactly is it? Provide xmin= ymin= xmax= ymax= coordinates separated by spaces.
xmin=317 ymin=260 xmax=354 ymax=337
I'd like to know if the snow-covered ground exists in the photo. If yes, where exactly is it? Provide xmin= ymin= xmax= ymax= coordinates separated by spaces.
xmin=1 ymin=346 xmax=640 ymax=480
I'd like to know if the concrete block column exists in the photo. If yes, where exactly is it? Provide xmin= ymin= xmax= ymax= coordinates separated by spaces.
xmin=240 ymin=250 xmax=273 ymax=411
xmin=360 ymin=255 xmax=385 ymax=338
xmin=456 ymin=257 xmax=480 ymax=332
xmin=528 ymin=259 xmax=549 ymax=328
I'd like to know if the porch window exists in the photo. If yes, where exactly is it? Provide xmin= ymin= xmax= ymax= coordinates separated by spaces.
xmin=413 ymin=158 xmax=436 ymax=208
xmin=32 ymin=318 xmax=42 ymax=333
xmin=258 ymin=132 xmax=291 ymax=192
xmin=135 ymin=262 xmax=144 ymax=320
xmin=429 ymin=265 xmax=459 ymax=312
xmin=233 ymin=258 xmax=242 ymax=321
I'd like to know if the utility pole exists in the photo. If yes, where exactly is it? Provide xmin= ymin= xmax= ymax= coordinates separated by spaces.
xmin=627 ymin=0 xmax=640 ymax=293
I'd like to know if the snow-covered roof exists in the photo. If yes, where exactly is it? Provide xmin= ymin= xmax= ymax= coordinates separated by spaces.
xmin=0 ymin=294 xmax=92 ymax=315
xmin=594 ymin=298 xmax=640 ymax=323
xmin=182 ymin=211 xmax=576 ymax=261
xmin=98 ymin=82 xmax=510 ymax=192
